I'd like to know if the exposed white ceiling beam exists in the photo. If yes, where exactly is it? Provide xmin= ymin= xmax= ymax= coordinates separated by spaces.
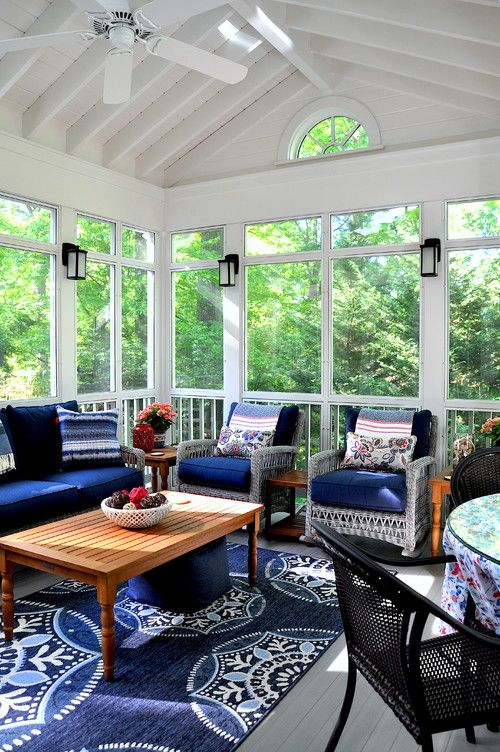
xmin=104 ymin=21 xmax=256 ymax=167
xmin=136 ymin=50 xmax=290 ymax=178
xmin=456 ymin=0 xmax=498 ymax=6
xmin=22 ymin=38 xmax=108 ymax=138
xmin=0 ymin=0 xmax=81 ymax=99
xmin=229 ymin=0 xmax=335 ymax=90
xmin=286 ymin=5 xmax=500 ymax=79
xmin=66 ymin=6 xmax=226 ymax=154
xmin=163 ymin=70 xmax=309 ymax=186
xmin=311 ymin=36 xmax=500 ymax=113
xmin=277 ymin=0 xmax=500 ymax=47
xmin=314 ymin=55 xmax=500 ymax=118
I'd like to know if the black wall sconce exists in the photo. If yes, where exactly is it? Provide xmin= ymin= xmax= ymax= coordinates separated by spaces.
xmin=420 ymin=237 xmax=441 ymax=277
xmin=62 ymin=242 xmax=87 ymax=280
xmin=218 ymin=253 xmax=239 ymax=287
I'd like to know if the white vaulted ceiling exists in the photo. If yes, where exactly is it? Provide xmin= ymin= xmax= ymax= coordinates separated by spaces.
xmin=0 ymin=0 xmax=499 ymax=187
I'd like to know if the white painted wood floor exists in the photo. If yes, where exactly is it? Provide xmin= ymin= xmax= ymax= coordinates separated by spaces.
xmin=12 ymin=532 xmax=499 ymax=752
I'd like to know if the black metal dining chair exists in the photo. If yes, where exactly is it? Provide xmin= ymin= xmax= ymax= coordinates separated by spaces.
xmin=450 ymin=446 xmax=500 ymax=510
xmin=313 ymin=522 xmax=500 ymax=752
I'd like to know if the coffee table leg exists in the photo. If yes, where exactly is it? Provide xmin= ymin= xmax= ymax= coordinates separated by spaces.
xmin=248 ymin=514 xmax=259 ymax=586
xmin=431 ymin=488 xmax=442 ymax=556
xmin=1 ymin=555 xmax=15 ymax=641
xmin=97 ymin=579 xmax=116 ymax=681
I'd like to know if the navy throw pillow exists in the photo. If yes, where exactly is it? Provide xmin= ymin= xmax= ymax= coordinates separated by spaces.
xmin=343 ymin=407 xmax=433 ymax=461
xmin=6 ymin=400 xmax=78 ymax=478
xmin=57 ymin=407 xmax=124 ymax=469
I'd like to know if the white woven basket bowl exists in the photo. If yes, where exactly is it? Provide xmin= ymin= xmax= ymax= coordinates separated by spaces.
xmin=101 ymin=498 xmax=173 ymax=529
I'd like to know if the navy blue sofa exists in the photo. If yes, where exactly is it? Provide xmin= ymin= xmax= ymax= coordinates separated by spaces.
xmin=0 ymin=401 xmax=145 ymax=533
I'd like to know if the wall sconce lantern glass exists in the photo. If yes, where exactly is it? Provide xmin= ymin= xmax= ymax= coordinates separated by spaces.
xmin=420 ymin=237 xmax=441 ymax=277
xmin=218 ymin=254 xmax=240 ymax=287
xmin=62 ymin=242 xmax=87 ymax=280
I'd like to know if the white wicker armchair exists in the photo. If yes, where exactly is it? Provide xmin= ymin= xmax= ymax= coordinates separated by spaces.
xmin=175 ymin=411 xmax=305 ymax=519
xmin=304 ymin=416 xmax=438 ymax=555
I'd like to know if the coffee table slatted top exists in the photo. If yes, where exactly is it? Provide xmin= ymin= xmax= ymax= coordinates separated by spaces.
xmin=0 ymin=492 xmax=262 ymax=580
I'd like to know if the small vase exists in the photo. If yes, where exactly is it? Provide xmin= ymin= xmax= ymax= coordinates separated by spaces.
xmin=452 ymin=435 xmax=475 ymax=467
xmin=153 ymin=431 xmax=166 ymax=449
xmin=133 ymin=424 xmax=154 ymax=453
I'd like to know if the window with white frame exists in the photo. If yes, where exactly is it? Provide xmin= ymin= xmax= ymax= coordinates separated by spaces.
xmin=295 ymin=115 xmax=369 ymax=160
xmin=0 ymin=193 xmax=57 ymax=400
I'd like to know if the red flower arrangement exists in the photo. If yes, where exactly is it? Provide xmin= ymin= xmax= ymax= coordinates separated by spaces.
xmin=136 ymin=402 xmax=177 ymax=432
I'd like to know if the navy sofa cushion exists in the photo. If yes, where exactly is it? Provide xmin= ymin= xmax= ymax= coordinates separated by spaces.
xmin=6 ymin=400 xmax=78 ymax=478
xmin=0 ymin=409 xmax=17 ymax=483
xmin=311 ymin=469 xmax=407 ymax=513
xmin=127 ymin=536 xmax=231 ymax=612
xmin=178 ymin=456 xmax=251 ymax=491
xmin=226 ymin=402 xmax=299 ymax=446
xmin=344 ymin=407 xmax=432 ymax=460
xmin=0 ymin=480 xmax=79 ymax=529
xmin=41 ymin=465 xmax=143 ymax=506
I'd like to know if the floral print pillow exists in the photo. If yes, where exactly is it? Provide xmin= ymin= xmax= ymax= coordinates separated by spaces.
xmin=215 ymin=425 xmax=275 ymax=458
xmin=341 ymin=432 xmax=417 ymax=473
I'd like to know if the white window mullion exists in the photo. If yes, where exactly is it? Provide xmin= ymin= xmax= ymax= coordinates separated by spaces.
xmin=58 ymin=205 xmax=77 ymax=402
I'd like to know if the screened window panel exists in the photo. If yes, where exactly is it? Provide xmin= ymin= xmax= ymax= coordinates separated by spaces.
xmin=77 ymin=215 xmax=114 ymax=255
xmin=77 ymin=260 xmax=113 ymax=393
xmin=122 ymin=267 xmax=153 ymax=391
xmin=172 ymin=227 xmax=224 ymax=262
xmin=448 ymin=198 xmax=500 ymax=240
xmin=331 ymin=205 xmax=420 ymax=249
xmin=173 ymin=269 xmax=223 ymax=389
xmin=0 ymin=194 xmax=55 ymax=243
xmin=0 ymin=246 xmax=54 ymax=399
xmin=448 ymin=247 xmax=499 ymax=400
xmin=122 ymin=226 xmax=155 ymax=262
xmin=331 ymin=254 xmax=420 ymax=397
xmin=245 ymin=217 xmax=321 ymax=256
xmin=246 ymin=261 xmax=322 ymax=393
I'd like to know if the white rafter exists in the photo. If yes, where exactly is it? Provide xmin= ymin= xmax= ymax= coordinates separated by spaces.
xmin=136 ymin=50 xmax=291 ymax=179
xmin=0 ymin=0 xmax=82 ymax=99
xmin=229 ymin=0 xmax=335 ymax=90
xmin=286 ymin=5 xmax=500 ymax=78
xmin=66 ymin=6 xmax=227 ymax=154
xmin=277 ymin=0 xmax=500 ymax=47
xmin=310 ymin=35 xmax=500 ymax=114
xmin=163 ymin=70 xmax=309 ymax=186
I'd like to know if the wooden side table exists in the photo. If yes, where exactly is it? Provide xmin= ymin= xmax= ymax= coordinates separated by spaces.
xmin=428 ymin=467 xmax=451 ymax=556
xmin=144 ymin=447 xmax=177 ymax=492
xmin=266 ymin=470 xmax=308 ymax=539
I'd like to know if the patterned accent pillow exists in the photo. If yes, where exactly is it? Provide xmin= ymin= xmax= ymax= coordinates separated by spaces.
xmin=340 ymin=432 xmax=417 ymax=473
xmin=57 ymin=407 xmax=123 ymax=468
xmin=215 ymin=424 xmax=274 ymax=458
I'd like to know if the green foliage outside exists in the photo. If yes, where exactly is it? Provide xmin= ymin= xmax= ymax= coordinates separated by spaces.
xmin=448 ymin=199 xmax=500 ymax=240
xmin=332 ymin=254 xmax=420 ymax=397
xmin=331 ymin=205 xmax=420 ymax=248
xmin=0 ymin=247 xmax=52 ymax=399
xmin=449 ymin=248 xmax=499 ymax=400
xmin=77 ymin=260 xmax=112 ymax=393
xmin=77 ymin=215 xmax=113 ymax=254
xmin=245 ymin=217 xmax=321 ymax=255
xmin=122 ymin=267 xmax=150 ymax=390
xmin=122 ymin=226 xmax=154 ymax=262
xmin=0 ymin=196 xmax=54 ymax=243
xmin=246 ymin=261 xmax=321 ymax=393
xmin=298 ymin=116 xmax=369 ymax=158
xmin=172 ymin=228 xmax=223 ymax=262
xmin=173 ymin=269 xmax=223 ymax=389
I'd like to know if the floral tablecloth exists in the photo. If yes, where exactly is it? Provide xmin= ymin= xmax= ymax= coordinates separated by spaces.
xmin=440 ymin=493 xmax=500 ymax=634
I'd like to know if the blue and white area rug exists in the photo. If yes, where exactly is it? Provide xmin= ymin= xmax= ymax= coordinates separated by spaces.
xmin=0 ymin=544 xmax=342 ymax=752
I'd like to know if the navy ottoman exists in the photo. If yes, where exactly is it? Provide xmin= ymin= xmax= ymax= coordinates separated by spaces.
xmin=127 ymin=536 xmax=231 ymax=612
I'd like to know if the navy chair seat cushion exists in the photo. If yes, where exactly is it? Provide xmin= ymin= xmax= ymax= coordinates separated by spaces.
xmin=177 ymin=456 xmax=251 ymax=491
xmin=344 ymin=407 xmax=432 ymax=460
xmin=311 ymin=469 xmax=407 ymax=513
xmin=41 ymin=466 xmax=143 ymax=506
xmin=0 ymin=480 xmax=79 ymax=529
xmin=6 ymin=400 xmax=79 ymax=478
xmin=226 ymin=402 xmax=299 ymax=446
xmin=127 ymin=536 xmax=231 ymax=612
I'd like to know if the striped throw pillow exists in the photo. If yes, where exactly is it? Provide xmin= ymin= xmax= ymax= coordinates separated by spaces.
xmin=57 ymin=407 xmax=123 ymax=468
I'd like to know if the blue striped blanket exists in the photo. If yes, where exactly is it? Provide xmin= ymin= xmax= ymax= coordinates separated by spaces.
xmin=0 ymin=422 xmax=15 ymax=475
xmin=229 ymin=403 xmax=282 ymax=434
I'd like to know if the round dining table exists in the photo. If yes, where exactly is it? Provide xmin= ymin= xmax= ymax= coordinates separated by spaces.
xmin=440 ymin=493 xmax=500 ymax=635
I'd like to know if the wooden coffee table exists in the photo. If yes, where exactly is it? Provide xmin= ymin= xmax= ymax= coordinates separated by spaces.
xmin=0 ymin=492 xmax=262 ymax=681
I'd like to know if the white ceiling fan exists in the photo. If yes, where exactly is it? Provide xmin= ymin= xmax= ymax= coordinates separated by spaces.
xmin=0 ymin=0 xmax=247 ymax=104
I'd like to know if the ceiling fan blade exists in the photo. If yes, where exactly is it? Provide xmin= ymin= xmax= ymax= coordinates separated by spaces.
xmin=103 ymin=48 xmax=133 ymax=104
xmin=147 ymin=36 xmax=247 ymax=84
xmin=0 ymin=31 xmax=89 ymax=55
xmin=138 ymin=0 xmax=226 ymax=28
